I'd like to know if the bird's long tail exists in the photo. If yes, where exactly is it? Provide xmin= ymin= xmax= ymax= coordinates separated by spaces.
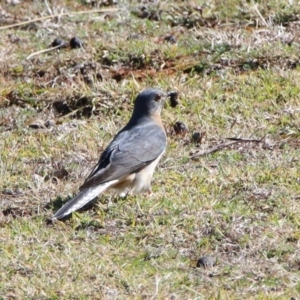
xmin=52 ymin=180 xmax=118 ymax=220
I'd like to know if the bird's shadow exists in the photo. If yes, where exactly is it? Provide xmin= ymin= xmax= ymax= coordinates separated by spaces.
xmin=45 ymin=193 xmax=129 ymax=222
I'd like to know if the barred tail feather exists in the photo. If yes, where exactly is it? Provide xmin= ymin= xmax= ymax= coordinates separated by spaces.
xmin=52 ymin=180 xmax=118 ymax=220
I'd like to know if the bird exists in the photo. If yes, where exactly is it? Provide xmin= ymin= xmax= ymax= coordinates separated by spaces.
xmin=53 ymin=88 xmax=172 ymax=220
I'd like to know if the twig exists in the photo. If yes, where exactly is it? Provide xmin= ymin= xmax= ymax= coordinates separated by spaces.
xmin=0 ymin=8 xmax=119 ymax=31
xmin=226 ymin=137 xmax=265 ymax=143
xmin=26 ymin=45 xmax=62 ymax=60
xmin=44 ymin=0 xmax=53 ymax=16
xmin=190 ymin=141 xmax=240 ymax=158
xmin=252 ymin=5 xmax=269 ymax=27
xmin=190 ymin=137 xmax=264 ymax=159
xmin=57 ymin=107 xmax=83 ymax=120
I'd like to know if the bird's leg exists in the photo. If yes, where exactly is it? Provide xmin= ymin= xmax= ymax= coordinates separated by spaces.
xmin=136 ymin=199 xmax=144 ymax=216
xmin=145 ymin=188 xmax=153 ymax=196
xmin=106 ymin=195 xmax=114 ymax=210
xmin=124 ymin=190 xmax=130 ymax=199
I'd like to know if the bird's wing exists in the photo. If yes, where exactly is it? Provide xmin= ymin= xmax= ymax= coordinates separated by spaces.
xmin=80 ymin=123 xmax=166 ymax=189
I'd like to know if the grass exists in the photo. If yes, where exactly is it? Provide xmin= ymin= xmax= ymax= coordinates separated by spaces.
xmin=1 ymin=0 xmax=300 ymax=299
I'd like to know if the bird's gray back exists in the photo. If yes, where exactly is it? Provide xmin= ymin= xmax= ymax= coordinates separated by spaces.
xmin=80 ymin=122 xmax=166 ymax=189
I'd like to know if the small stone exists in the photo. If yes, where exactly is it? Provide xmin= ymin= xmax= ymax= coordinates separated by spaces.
xmin=51 ymin=38 xmax=66 ymax=48
xmin=164 ymin=35 xmax=177 ymax=44
xmin=8 ymin=34 xmax=20 ymax=43
xmin=2 ymin=188 xmax=14 ymax=195
xmin=169 ymin=91 xmax=179 ymax=107
xmin=52 ymin=168 xmax=69 ymax=180
xmin=192 ymin=131 xmax=205 ymax=144
xmin=15 ymin=188 xmax=23 ymax=195
xmin=127 ymin=33 xmax=143 ymax=40
xmin=197 ymin=256 xmax=216 ymax=268
xmin=70 ymin=37 xmax=83 ymax=49
xmin=44 ymin=120 xmax=55 ymax=128
xmin=45 ymin=167 xmax=69 ymax=182
xmin=36 ymin=70 xmax=46 ymax=77
xmin=28 ymin=119 xmax=46 ymax=129
xmin=32 ymin=174 xmax=44 ymax=188
xmin=173 ymin=121 xmax=188 ymax=136
xmin=6 ymin=0 xmax=21 ymax=5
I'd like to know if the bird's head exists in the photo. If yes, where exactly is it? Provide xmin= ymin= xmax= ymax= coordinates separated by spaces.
xmin=132 ymin=89 xmax=174 ymax=117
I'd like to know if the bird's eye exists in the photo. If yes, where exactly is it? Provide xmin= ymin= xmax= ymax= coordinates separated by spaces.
xmin=155 ymin=94 xmax=162 ymax=102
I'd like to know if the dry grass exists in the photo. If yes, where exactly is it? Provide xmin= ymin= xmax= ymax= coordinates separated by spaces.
xmin=1 ymin=0 xmax=300 ymax=299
